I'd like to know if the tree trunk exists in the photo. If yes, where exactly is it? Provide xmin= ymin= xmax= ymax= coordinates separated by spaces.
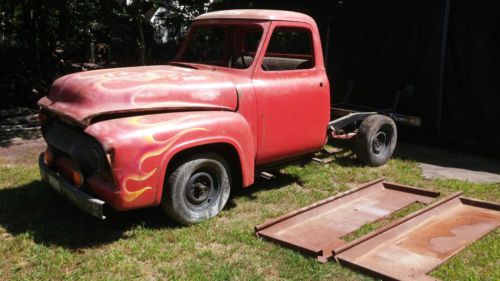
xmin=137 ymin=15 xmax=146 ymax=65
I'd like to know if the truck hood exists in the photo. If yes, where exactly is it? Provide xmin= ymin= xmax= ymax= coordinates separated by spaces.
xmin=38 ymin=65 xmax=238 ymax=125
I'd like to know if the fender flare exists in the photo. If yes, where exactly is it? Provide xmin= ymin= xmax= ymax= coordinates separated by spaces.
xmin=154 ymin=135 xmax=255 ymax=205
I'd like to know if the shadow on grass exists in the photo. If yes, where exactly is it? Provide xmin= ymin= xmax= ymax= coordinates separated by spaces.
xmin=0 ymin=180 xmax=179 ymax=250
xmin=323 ymin=138 xmax=363 ymax=168
xmin=327 ymin=137 xmax=500 ymax=175
xmin=0 ymin=173 xmax=299 ymax=250
xmin=226 ymin=172 xmax=299 ymax=209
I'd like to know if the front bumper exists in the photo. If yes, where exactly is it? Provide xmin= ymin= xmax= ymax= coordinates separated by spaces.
xmin=39 ymin=154 xmax=106 ymax=219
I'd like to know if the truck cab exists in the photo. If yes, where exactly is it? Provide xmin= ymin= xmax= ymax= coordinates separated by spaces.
xmin=176 ymin=10 xmax=331 ymax=164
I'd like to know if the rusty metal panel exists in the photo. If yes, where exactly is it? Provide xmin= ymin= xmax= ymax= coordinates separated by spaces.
xmin=335 ymin=193 xmax=500 ymax=281
xmin=255 ymin=178 xmax=440 ymax=262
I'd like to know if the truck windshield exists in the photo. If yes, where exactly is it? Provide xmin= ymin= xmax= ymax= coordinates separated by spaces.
xmin=178 ymin=25 xmax=263 ymax=69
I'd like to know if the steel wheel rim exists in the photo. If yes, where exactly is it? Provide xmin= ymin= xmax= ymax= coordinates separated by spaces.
xmin=184 ymin=167 xmax=220 ymax=211
xmin=372 ymin=128 xmax=391 ymax=155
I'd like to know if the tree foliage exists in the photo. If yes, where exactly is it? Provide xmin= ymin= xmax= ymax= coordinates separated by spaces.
xmin=0 ymin=0 xmax=209 ymax=108
xmin=211 ymin=0 xmax=336 ymax=26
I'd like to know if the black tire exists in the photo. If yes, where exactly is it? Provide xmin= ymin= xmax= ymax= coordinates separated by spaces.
xmin=162 ymin=153 xmax=231 ymax=225
xmin=354 ymin=114 xmax=397 ymax=167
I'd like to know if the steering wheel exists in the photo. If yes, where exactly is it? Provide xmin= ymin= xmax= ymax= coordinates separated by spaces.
xmin=239 ymin=55 xmax=247 ymax=68
xmin=229 ymin=51 xmax=247 ymax=69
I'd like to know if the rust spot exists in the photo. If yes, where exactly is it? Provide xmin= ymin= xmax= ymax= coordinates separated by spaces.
xmin=335 ymin=195 xmax=500 ymax=281
xmin=399 ymin=207 xmax=498 ymax=259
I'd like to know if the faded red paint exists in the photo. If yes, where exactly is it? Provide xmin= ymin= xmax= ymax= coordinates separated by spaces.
xmin=38 ymin=66 xmax=239 ymax=125
xmin=38 ymin=10 xmax=330 ymax=212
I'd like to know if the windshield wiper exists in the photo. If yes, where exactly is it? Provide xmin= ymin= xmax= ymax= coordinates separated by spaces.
xmin=167 ymin=62 xmax=199 ymax=69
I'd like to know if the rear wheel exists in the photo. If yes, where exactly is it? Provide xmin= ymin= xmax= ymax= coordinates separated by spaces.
xmin=162 ymin=153 xmax=231 ymax=225
xmin=354 ymin=115 xmax=397 ymax=167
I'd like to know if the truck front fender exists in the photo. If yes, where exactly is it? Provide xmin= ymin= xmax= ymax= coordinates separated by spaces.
xmin=85 ymin=111 xmax=255 ymax=210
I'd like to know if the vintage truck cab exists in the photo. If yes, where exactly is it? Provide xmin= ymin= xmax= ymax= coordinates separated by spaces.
xmin=38 ymin=10 xmax=396 ymax=224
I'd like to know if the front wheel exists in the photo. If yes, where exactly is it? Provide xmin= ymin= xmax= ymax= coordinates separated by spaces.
xmin=162 ymin=153 xmax=231 ymax=225
xmin=354 ymin=114 xmax=397 ymax=167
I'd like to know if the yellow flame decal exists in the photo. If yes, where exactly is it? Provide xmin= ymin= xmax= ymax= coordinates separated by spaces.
xmin=129 ymin=114 xmax=204 ymax=127
xmin=139 ymin=128 xmax=208 ymax=169
xmin=124 ymin=167 xmax=157 ymax=182
xmin=121 ymin=127 xmax=208 ymax=202
xmin=122 ymin=168 xmax=157 ymax=202
xmin=123 ymin=186 xmax=153 ymax=203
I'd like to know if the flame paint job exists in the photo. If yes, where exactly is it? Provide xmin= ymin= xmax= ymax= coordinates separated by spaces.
xmin=39 ymin=10 xmax=331 ymax=212
xmin=120 ymin=126 xmax=209 ymax=203
xmin=85 ymin=111 xmax=255 ymax=210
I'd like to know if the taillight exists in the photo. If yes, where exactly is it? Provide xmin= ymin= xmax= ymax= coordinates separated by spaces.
xmin=72 ymin=170 xmax=84 ymax=187
xmin=54 ymin=155 xmax=85 ymax=187
xmin=44 ymin=148 xmax=54 ymax=165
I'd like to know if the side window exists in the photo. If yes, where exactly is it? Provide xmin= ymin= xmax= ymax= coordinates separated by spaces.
xmin=262 ymin=27 xmax=314 ymax=71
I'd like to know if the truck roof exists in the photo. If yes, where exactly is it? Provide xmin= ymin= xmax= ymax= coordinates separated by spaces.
xmin=196 ymin=9 xmax=316 ymax=26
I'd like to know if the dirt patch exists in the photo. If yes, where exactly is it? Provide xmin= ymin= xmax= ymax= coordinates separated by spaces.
xmin=420 ymin=163 xmax=500 ymax=184
xmin=0 ymin=137 xmax=45 ymax=166
xmin=0 ymin=108 xmax=44 ymax=166
xmin=395 ymin=142 xmax=500 ymax=183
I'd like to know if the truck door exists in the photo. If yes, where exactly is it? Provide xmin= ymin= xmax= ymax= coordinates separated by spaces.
xmin=252 ymin=21 xmax=330 ymax=164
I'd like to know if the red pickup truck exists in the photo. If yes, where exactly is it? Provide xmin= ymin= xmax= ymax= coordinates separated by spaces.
xmin=38 ymin=10 xmax=398 ymax=224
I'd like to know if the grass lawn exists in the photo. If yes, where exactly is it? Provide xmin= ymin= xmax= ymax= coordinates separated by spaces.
xmin=0 ymin=147 xmax=499 ymax=280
